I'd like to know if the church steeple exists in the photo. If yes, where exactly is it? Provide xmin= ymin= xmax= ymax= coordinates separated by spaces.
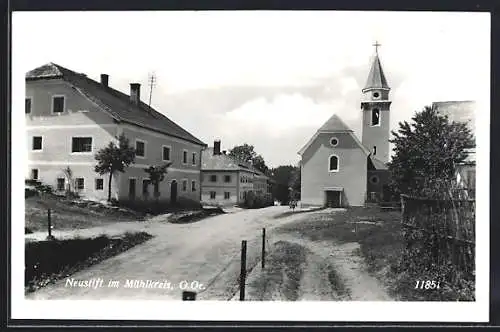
xmin=362 ymin=41 xmax=390 ymax=92
xmin=360 ymin=41 xmax=392 ymax=164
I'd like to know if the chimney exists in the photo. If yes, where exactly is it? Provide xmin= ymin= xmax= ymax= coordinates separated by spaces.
xmin=130 ymin=83 xmax=141 ymax=105
xmin=100 ymin=74 xmax=109 ymax=87
xmin=213 ymin=140 xmax=221 ymax=155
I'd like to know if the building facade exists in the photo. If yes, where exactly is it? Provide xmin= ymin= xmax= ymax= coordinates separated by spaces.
xmin=201 ymin=140 xmax=271 ymax=206
xmin=26 ymin=63 xmax=206 ymax=205
xmin=298 ymin=46 xmax=391 ymax=208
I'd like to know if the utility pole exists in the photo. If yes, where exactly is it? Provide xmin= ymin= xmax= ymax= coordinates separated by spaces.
xmin=148 ymin=71 xmax=157 ymax=107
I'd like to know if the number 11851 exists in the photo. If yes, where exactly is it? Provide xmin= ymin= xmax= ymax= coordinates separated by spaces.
xmin=415 ymin=280 xmax=440 ymax=290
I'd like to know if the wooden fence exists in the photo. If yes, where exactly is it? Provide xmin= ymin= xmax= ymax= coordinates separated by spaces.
xmin=400 ymin=194 xmax=475 ymax=280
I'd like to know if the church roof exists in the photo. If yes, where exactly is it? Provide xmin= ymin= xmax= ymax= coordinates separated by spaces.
xmin=298 ymin=114 xmax=370 ymax=156
xmin=368 ymin=155 xmax=388 ymax=170
xmin=363 ymin=54 xmax=390 ymax=92
xmin=318 ymin=114 xmax=353 ymax=133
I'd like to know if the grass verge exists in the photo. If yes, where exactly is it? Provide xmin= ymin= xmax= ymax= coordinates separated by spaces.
xmin=272 ymin=207 xmax=325 ymax=220
xmin=25 ymin=194 xmax=143 ymax=232
xmin=247 ymin=241 xmax=307 ymax=301
xmin=167 ymin=207 xmax=226 ymax=224
xmin=275 ymin=207 xmax=473 ymax=301
xmin=25 ymin=231 xmax=153 ymax=294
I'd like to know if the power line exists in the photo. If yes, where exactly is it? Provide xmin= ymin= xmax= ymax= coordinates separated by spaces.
xmin=148 ymin=71 xmax=157 ymax=107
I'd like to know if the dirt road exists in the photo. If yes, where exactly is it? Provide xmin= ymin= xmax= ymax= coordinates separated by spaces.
xmin=26 ymin=205 xmax=308 ymax=300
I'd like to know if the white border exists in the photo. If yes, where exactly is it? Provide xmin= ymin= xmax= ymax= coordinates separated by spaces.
xmin=11 ymin=13 xmax=489 ymax=324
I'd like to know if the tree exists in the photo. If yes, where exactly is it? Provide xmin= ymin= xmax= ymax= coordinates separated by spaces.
xmin=388 ymin=106 xmax=475 ymax=199
xmin=62 ymin=166 xmax=73 ymax=195
xmin=94 ymin=134 xmax=136 ymax=202
xmin=252 ymin=155 xmax=269 ymax=175
xmin=289 ymin=166 xmax=301 ymax=201
xmin=228 ymin=143 xmax=269 ymax=174
xmin=144 ymin=162 xmax=171 ymax=205
xmin=270 ymin=165 xmax=300 ymax=204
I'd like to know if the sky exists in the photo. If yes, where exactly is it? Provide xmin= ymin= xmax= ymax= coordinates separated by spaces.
xmin=13 ymin=11 xmax=490 ymax=168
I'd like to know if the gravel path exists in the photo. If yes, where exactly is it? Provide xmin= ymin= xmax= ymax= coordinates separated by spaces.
xmin=26 ymin=206 xmax=310 ymax=300
xmin=246 ymin=233 xmax=392 ymax=301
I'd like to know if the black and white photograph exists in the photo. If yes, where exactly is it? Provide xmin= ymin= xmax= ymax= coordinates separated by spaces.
xmin=11 ymin=10 xmax=489 ymax=322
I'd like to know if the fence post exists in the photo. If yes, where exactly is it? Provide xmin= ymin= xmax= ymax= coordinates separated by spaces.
xmin=262 ymin=228 xmax=266 ymax=269
xmin=182 ymin=291 xmax=196 ymax=301
xmin=47 ymin=209 xmax=52 ymax=238
xmin=240 ymin=240 xmax=247 ymax=301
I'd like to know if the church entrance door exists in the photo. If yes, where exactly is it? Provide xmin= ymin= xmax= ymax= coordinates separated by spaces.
xmin=325 ymin=190 xmax=341 ymax=208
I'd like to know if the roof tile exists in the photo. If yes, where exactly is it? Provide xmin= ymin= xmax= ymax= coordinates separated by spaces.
xmin=26 ymin=63 xmax=206 ymax=146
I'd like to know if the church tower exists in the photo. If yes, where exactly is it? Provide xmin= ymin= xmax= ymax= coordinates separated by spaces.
xmin=361 ymin=42 xmax=392 ymax=163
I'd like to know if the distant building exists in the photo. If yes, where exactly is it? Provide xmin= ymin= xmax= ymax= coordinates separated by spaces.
xmin=201 ymin=140 xmax=272 ymax=206
xmin=432 ymin=100 xmax=476 ymax=198
xmin=298 ymin=44 xmax=392 ymax=207
xmin=26 ymin=63 xmax=206 ymax=204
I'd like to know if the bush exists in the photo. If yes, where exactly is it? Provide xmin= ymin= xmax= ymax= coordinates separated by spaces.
xmin=25 ymin=188 xmax=38 ymax=198
xmin=243 ymin=191 xmax=273 ymax=209
xmin=25 ymin=179 xmax=41 ymax=187
xmin=36 ymin=184 xmax=53 ymax=194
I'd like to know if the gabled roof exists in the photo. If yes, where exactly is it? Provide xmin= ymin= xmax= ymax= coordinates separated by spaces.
xmin=26 ymin=63 xmax=206 ymax=146
xmin=201 ymin=148 xmax=254 ymax=172
xmin=298 ymin=114 xmax=370 ymax=156
xmin=318 ymin=114 xmax=353 ymax=133
xmin=363 ymin=54 xmax=390 ymax=92
xmin=201 ymin=148 xmax=270 ymax=179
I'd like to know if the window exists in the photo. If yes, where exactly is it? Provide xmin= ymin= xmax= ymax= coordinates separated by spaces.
xmin=192 ymin=152 xmax=197 ymax=165
xmin=72 ymin=137 xmax=92 ymax=153
xmin=76 ymin=178 xmax=85 ymax=190
xmin=224 ymin=175 xmax=231 ymax=183
xmin=25 ymin=98 xmax=32 ymax=114
xmin=183 ymin=150 xmax=188 ymax=164
xmin=373 ymin=146 xmax=377 ymax=156
xmin=162 ymin=146 xmax=171 ymax=161
xmin=330 ymin=137 xmax=338 ymax=147
xmin=95 ymin=178 xmax=104 ymax=190
xmin=210 ymin=175 xmax=217 ymax=182
xmin=52 ymin=96 xmax=65 ymax=113
xmin=57 ymin=178 xmax=65 ymax=191
xmin=31 ymin=169 xmax=39 ymax=180
xmin=32 ymin=136 xmax=42 ymax=151
xmin=224 ymin=192 xmax=230 ymax=199
xmin=370 ymin=175 xmax=379 ymax=184
xmin=135 ymin=140 xmax=145 ymax=158
xmin=142 ymin=179 xmax=150 ymax=195
xmin=210 ymin=191 xmax=216 ymax=199
xmin=191 ymin=180 xmax=196 ymax=192
xmin=182 ymin=179 xmax=188 ymax=192
xmin=329 ymin=155 xmax=339 ymax=172
xmin=371 ymin=108 xmax=380 ymax=126
xmin=373 ymin=92 xmax=380 ymax=98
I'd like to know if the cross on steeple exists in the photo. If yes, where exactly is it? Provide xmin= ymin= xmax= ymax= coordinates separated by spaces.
xmin=373 ymin=41 xmax=381 ymax=54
